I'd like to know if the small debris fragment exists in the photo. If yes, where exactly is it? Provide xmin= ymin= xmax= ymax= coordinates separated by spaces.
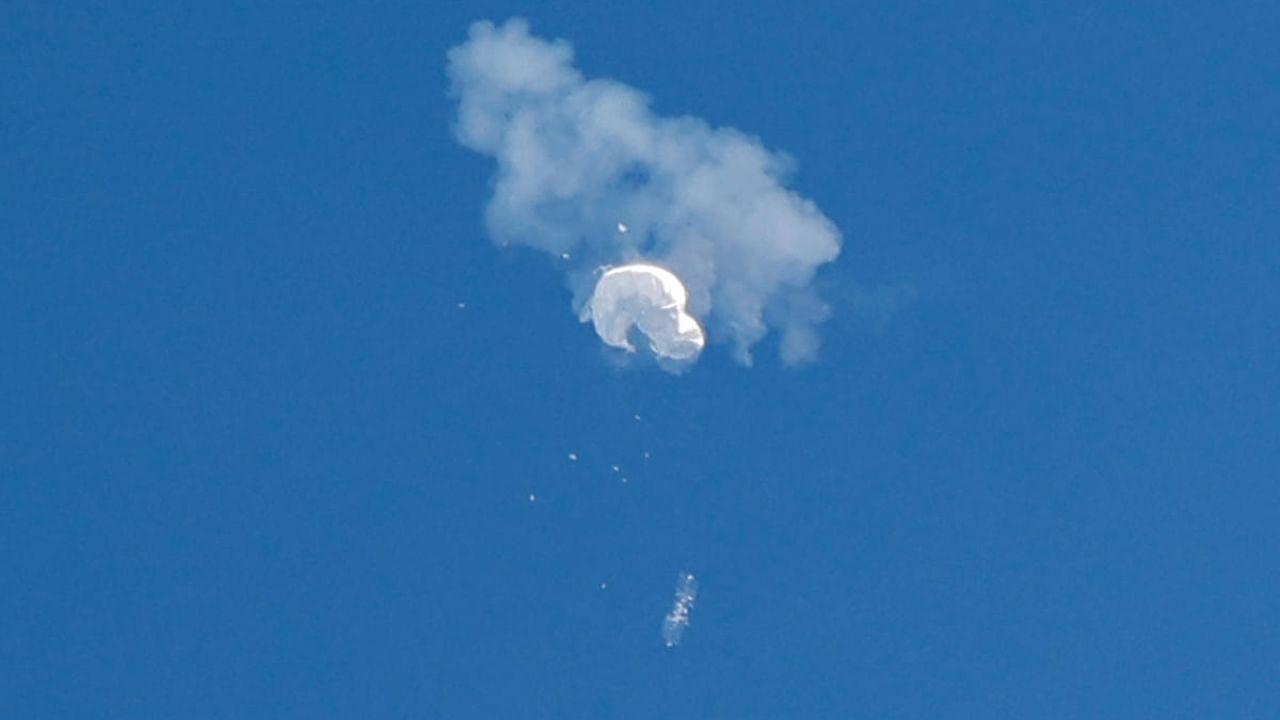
xmin=662 ymin=572 xmax=698 ymax=647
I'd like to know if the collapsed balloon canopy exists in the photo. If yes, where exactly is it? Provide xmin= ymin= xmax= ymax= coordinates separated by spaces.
xmin=584 ymin=263 xmax=705 ymax=361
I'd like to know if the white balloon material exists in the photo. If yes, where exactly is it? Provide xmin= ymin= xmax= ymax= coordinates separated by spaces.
xmin=583 ymin=264 xmax=705 ymax=361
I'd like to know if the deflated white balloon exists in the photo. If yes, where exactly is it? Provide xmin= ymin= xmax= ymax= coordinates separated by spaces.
xmin=583 ymin=263 xmax=705 ymax=360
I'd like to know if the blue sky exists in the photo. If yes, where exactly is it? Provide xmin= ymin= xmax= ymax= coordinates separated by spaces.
xmin=3 ymin=2 xmax=1278 ymax=718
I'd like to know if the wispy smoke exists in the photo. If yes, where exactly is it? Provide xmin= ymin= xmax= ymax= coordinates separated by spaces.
xmin=447 ymin=19 xmax=842 ymax=365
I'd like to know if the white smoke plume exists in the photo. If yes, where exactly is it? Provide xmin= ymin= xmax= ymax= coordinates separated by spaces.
xmin=447 ymin=19 xmax=842 ymax=365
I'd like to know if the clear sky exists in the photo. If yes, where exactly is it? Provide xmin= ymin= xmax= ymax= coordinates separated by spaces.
xmin=3 ymin=2 xmax=1278 ymax=718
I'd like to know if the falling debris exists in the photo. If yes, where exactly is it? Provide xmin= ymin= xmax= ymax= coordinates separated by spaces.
xmin=617 ymin=221 xmax=629 ymax=234
xmin=662 ymin=572 xmax=698 ymax=647
xmin=560 ymin=252 xmax=571 ymax=260
xmin=611 ymin=464 xmax=621 ymax=473
xmin=600 ymin=582 xmax=608 ymax=590
xmin=528 ymin=493 xmax=537 ymax=502
xmin=642 ymin=451 xmax=650 ymax=460
xmin=633 ymin=414 xmax=642 ymax=421
xmin=567 ymin=452 xmax=578 ymax=461
xmin=585 ymin=263 xmax=705 ymax=361
xmin=456 ymin=302 xmax=467 ymax=309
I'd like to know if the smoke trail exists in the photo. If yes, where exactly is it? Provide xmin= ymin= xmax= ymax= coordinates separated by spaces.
xmin=447 ymin=19 xmax=842 ymax=365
